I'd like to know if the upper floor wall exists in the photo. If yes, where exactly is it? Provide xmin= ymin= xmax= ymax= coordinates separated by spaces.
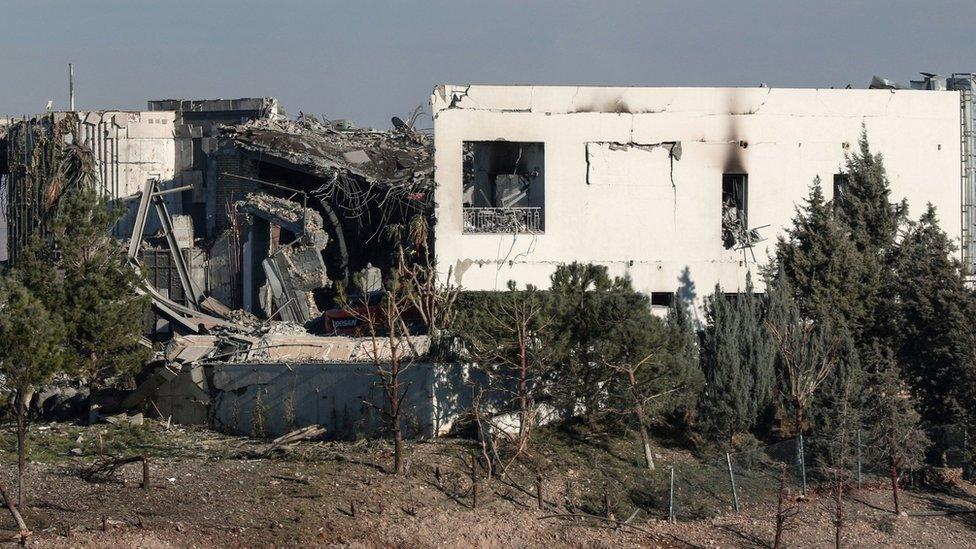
xmin=431 ymin=85 xmax=962 ymax=316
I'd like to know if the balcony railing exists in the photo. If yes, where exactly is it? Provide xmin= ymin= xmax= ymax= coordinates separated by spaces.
xmin=463 ymin=207 xmax=543 ymax=234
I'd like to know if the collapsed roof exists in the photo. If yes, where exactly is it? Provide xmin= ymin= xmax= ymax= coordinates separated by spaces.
xmin=223 ymin=115 xmax=433 ymax=226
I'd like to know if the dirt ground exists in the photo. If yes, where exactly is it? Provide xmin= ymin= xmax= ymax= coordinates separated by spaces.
xmin=0 ymin=421 xmax=973 ymax=548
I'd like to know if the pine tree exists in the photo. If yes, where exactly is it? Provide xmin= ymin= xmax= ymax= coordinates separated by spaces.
xmin=548 ymin=262 xmax=619 ymax=418
xmin=0 ymin=277 xmax=64 ymax=508
xmin=596 ymin=278 xmax=703 ymax=468
xmin=697 ymin=280 xmax=775 ymax=446
xmin=864 ymin=349 xmax=929 ymax=515
xmin=456 ymin=282 xmax=556 ymax=454
xmin=45 ymin=186 xmax=149 ymax=392
xmin=776 ymin=178 xmax=879 ymax=337
xmin=661 ymin=292 xmax=704 ymax=429
xmin=889 ymin=204 xmax=976 ymax=428
xmin=835 ymin=129 xmax=901 ymax=255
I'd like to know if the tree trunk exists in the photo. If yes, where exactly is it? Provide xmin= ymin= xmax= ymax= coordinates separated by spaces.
xmin=889 ymin=461 xmax=901 ymax=515
xmin=393 ymin=420 xmax=404 ymax=475
xmin=834 ymin=477 xmax=843 ymax=549
xmin=388 ymin=329 xmax=404 ymax=476
xmin=773 ymin=465 xmax=787 ymax=549
xmin=16 ymin=389 xmax=27 ymax=510
xmin=517 ymin=329 xmax=530 ymax=446
xmin=628 ymin=369 xmax=655 ymax=470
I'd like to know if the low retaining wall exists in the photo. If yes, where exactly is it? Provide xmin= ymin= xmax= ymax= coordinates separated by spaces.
xmin=155 ymin=361 xmax=471 ymax=439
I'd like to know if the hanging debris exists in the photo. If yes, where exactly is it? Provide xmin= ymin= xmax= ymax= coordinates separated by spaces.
xmin=223 ymin=113 xmax=433 ymax=238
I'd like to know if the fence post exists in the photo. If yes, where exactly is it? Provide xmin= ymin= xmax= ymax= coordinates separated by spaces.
xmin=798 ymin=433 xmax=808 ymax=496
xmin=668 ymin=466 xmax=675 ymax=523
xmin=856 ymin=429 xmax=862 ymax=491
xmin=726 ymin=453 xmax=740 ymax=512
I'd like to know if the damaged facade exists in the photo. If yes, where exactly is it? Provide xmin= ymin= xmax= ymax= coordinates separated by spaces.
xmin=2 ymin=75 xmax=972 ymax=436
xmin=0 ymin=98 xmax=439 ymax=437
xmin=432 ymin=83 xmax=965 ymax=316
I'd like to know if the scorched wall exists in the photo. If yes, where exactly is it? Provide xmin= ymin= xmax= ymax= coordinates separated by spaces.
xmin=431 ymin=85 xmax=962 ymax=318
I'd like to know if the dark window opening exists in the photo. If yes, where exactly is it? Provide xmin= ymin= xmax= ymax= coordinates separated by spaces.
xmin=722 ymin=173 xmax=748 ymax=249
xmin=650 ymin=292 xmax=674 ymax=308
xmin=833 ymin=174 xmax=849 ymax=208
xmin=462 ymin=141 xmax=545 ymax=233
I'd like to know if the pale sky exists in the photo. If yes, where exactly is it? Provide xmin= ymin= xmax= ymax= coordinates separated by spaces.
xmin=2 ymin=1 xmax=976 ymax=128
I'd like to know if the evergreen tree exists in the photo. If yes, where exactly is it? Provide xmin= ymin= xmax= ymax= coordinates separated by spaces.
xmin=548 ymin=262 xmax=619 ymax=418
xmin=0 ymin=277 xmax=64 ymax=508
xmin=889 ymin=204 xmax=976 ymax=427
xmin=697 ymin=279 xmax=775 ymax=446
xmin=455 ymin=282 xmax=556 ymax=451
xmin=741 ymin=273 xmax=777 ymax=417
xmin=776 ymin=178 xmax=879 ymax=337
xmin=863 ymin=349 xmax=930 ymax=515
xmin=28 ymin=186 xmax=150 ymax=391
xmin=661 ymin=292 xmax=705 ymax=429
xmin=835 ymin=129 xmax=902 ymax=255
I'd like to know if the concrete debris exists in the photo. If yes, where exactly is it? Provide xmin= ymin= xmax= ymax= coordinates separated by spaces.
xmin=237 ymin=192 xmax=330 ymax=323
xmin=869 ymin=75 xmax=910 ymax=90
xmin=722 ymin=202 xmax=760 ymax=250
xmin=30 ymin=385 xmax=89 ymax=421
xmin=224 ymin=114 xmax=433 ymax=188
xmin=103 ymin=412 xmax=144 ymax=426
xmin=236 ymin=192 xmax=324 ymax=239
xmin=163 ymin=331 xmax=430 ymax=365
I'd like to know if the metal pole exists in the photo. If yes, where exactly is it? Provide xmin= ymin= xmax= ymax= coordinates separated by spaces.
xmin=68 ymin=63 xmax=75 ymax=111
xmin=798 ymin=433 xmax=808 ymax=496
xmin=726 ymin=453 xmax=740 ymax=513
xmin=856 ymin=429 xmax=862 ymax=491
xmin=668 ymin=466 xmax=675 ymax=523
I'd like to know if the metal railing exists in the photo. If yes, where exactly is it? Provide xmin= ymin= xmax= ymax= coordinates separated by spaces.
xmin=463 ymin=207 xmax=543 ymax=234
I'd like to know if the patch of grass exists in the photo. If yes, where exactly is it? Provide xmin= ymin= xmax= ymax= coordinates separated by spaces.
xmin=509 ymin=421 xmax=789 ymax=521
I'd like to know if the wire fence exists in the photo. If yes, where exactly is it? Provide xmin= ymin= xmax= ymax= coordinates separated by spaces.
xmin=660 ymin=433 xmax=923 ymax=522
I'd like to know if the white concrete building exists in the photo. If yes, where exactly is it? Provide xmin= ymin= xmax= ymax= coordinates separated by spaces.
xmin=431 ymin=84 xmax=965 ymax=315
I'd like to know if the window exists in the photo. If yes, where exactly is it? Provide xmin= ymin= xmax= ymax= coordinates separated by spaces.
xmin=462 ymin=141 xmax=545 ymax=233
xmin=722 ymin=173 xmax=748 ymax=249
xmin=650 ymin=292 xmax=674 ymax=308
xmin=833 ymin=174 xmax=849 ymax=207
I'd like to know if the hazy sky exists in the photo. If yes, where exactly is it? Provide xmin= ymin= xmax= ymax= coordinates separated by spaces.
xmin=2 ymin=1 xmax=976 ymax=128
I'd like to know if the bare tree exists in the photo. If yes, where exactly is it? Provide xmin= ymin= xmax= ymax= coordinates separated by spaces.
xmin=817 ymin=374 xmax=860 ymax=549
xmin=339 ymin=217 xmax=459 ymax=475
xmin=602 ymin=353 xmax=682 ymax=471
xmin=773 ymin=464 xmax=798 ymax=549
xmin=340 ymin=272 xmax=418 ymax=475
xmin=392 ymin=216 xmax=460 ymax=339
xmin=457 ymin=284 xmax=554 ymax=465
xmin=767 ymin=319 xmax=841 ymax=434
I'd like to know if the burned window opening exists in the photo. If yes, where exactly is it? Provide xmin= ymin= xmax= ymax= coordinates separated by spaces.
xmin=462 ymin=141 xmax=544 ymax=233
xmin=833 ymin=173 xmax=849 ymax=209
xmin=722 ymin=173 xmax=749 ymax=249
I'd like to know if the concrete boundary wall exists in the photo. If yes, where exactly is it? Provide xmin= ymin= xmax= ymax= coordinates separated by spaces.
xmin=158 ymin=362 xmax=471 ymax=439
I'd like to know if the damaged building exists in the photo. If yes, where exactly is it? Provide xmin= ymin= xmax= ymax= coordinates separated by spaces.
xmin=431 ymin=81 xmax=969 ymax=317
xmin=0 ymin=98 xmax=439 ymax=436
xmin=3 ymin=73 xmax=975 ymax=436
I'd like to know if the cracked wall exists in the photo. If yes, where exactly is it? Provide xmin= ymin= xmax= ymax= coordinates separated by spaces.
xmin=432 ymin=85 xmax=962 ymax=316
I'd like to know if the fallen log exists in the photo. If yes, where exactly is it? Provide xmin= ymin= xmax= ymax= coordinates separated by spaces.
xmin=265 ymin=425 xmax=326 ymax=454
